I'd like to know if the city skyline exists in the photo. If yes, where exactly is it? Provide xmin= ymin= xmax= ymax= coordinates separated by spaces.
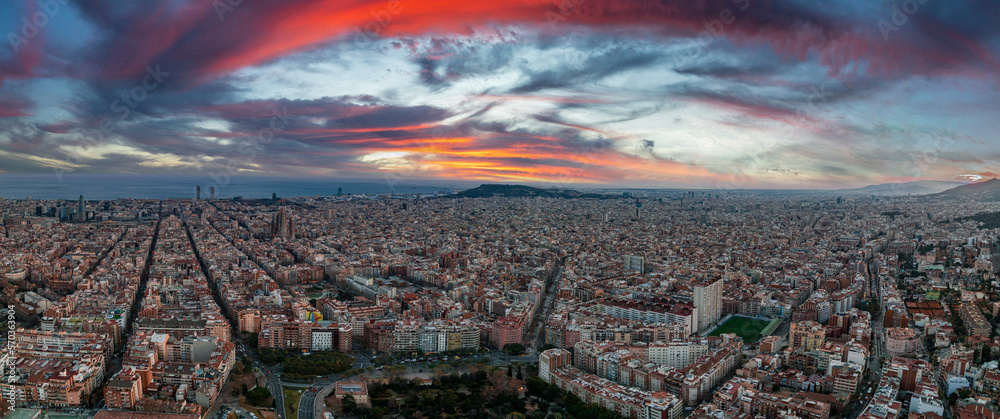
xmin=1 ymin=1 xmax=999 ymax=189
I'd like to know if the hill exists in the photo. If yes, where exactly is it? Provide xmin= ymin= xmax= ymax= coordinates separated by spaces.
xmin=448 ymin=184 xmax=609 ymax=199
xmin=837 ymin=180 xmax=963 ymax=195
xmin=934 ymin=178 xmax=1000 ymax=198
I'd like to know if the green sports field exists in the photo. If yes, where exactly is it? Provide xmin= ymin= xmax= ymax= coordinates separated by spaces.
xmin=707 ymin=316 xmax=776 ymax=343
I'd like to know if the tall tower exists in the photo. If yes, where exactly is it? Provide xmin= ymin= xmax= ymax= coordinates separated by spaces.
xmin=210 ymin=186 xmax=215 ymax=200
xmin=624 ymin=255 xmax=644 ymax=274
xmin=78 ymin=195 xmax=85 ymax=222
xmin=196 ymin=185 xmax=201 ymax=200
xmin=271 ymin=207 xmax=293 ymax=239
xmin=693 ymin=277 xmax=723 ymax=333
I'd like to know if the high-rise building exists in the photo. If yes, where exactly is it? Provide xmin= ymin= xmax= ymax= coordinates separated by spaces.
xmin=196 ymin=185 xmax=201 ymax=200
xmin=210 ymin=186 xmax=215 ymax=200
xmin=78 ymin=195 xmax=85 ymax=222
xmin=693 ymin=277 xmax=723 ymax=332
xmin=624 ymin=255 xmax=644 ymax=274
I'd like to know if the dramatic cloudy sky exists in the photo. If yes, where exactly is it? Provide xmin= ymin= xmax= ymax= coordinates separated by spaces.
xmin=0 ymin=0 xmax=998 ymax=188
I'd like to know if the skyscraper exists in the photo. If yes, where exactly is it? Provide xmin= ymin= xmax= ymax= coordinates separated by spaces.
xmin=78 ymin=195 xmax=85 ymax=222
xmin=624 ymin=255 xmax=643 ymax=274
xmin=210 ymin=186 xmax=215 ymax=200
xmin=693 ymin=277 xmax=723 ymax=333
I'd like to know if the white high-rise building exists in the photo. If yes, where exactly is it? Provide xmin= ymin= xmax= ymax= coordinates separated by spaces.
xmin=693 ymin=277 xmax=723 ymax=332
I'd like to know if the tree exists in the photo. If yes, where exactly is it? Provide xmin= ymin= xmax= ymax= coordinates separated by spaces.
xmin=342 ymin=394 xmax=357 ymax=414
xmin=503 ymin=343 xmax=526 ymax=356
xmin=241 ymin=331 xmax=259 ymax=348
xmin=245 ymin=387 xmax=272 ymax=407
xmin=516 ymin=366 xmax=523 ymax=380
xmin=525 ymin=376 xmax=547 ymax=396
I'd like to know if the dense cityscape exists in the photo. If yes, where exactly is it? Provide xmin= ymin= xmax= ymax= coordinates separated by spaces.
xmin=1 ymin=182 xmax=1000 ymax=419
xmin=1 ymin=0 xmax=998 ymax=417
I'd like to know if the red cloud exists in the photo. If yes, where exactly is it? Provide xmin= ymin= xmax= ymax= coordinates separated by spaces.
xmin=60 ymin=0 xmax=994 ymax=85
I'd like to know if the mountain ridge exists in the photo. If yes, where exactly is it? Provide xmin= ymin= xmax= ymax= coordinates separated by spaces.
xmin=836 ymin=180 xmax=964 ymax=195
xmin=448 ymin=184 xmax=610 ymax=199
xmin=933 ymin=178 xmax=1000 ymax=197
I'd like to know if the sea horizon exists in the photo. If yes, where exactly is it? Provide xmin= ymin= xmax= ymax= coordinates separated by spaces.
xmin=0 ymin=174 xmax=461 ymax=200
xmin=0 ymin=173 xmax=965 ymax=200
